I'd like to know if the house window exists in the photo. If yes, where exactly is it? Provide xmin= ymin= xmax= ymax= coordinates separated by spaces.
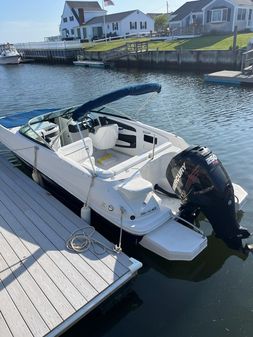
xmin=63 ymin=17 xmax=68 ymax=23
xmin=237 ymin=8 xmax=246 ymax=20
xmin=140 ymin=21 xmax=147 ymax=29
xmin=112 ymin=22 xmax=118 ymax=30
xmin=82 ymin=27 xmax=87 ymax=38
xmin=71 ymin=29 xmax=74 ymax=35
xmin=249 ymin=9 xmax=252 ymax=21
xmin=69 ymin=16 xmax=74 ymax=21
xmin=130 ymin=21 xmax=137 ymax=29
xmin=210 ymin=8 xmax=228 ymax=22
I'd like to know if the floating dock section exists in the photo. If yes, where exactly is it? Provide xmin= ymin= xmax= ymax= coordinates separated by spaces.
xmin=0 ymin=156 xmax=142 ymax=337
xmin=204 ymin=70 xmax=253 ymax=86
xmin=73 ymin=60 xmax=106 ymax=68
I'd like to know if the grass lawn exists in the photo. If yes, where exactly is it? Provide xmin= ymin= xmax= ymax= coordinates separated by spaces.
xmin=83 ymin=37 xmax=149 ymax=52
xmin=83 ymin=33 xmax=253 ymax=52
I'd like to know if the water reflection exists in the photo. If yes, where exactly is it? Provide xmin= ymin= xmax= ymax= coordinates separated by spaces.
xmin=138 ymin=233 xmax=248 ymax=283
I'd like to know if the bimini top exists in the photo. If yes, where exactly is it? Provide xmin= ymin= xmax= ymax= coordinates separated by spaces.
xmin=72 ymin=83 xmax=161 ymax=121
xmin=0 ymin=83 xmax=161 ymax=128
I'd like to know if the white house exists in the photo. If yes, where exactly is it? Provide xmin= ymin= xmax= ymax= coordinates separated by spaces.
xmin=60 ymin=1 xmax=105 ymax=38
xmin=75 ymin=9 xmax=154 ymax=40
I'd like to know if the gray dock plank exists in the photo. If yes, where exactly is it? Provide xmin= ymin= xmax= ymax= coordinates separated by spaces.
xmin=0 ymin=254 xmax=50 ymax=337
xmin=0 ymin=217 xmax=77 ymax=319
xmin=0 ymin=174 xmax=111 ymax=290
xmin=0 ymin=211 xmax=86 ymax=311
xmin=0 ymin=156 xmax=132 ymax=273
xmin=0 ymin=156 xmax=131 ymax=271
xmin=0 ymin=282 xmax=33 ymax=337
xmin=0 ymin=310 xmax=15 ymax=337
xmin=0 ymin=155 xmax=140 ymax=337
xmin=0 ymin=188 xmax=99 ymax=300
xmin=0 ymin=234 xmax=63 ymax=330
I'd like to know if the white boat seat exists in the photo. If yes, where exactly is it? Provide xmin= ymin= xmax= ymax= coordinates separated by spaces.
xmin=58 ymin=138 xmax=93 ymax=163
xmin=89 ymin=124 xmax=118 ymax=150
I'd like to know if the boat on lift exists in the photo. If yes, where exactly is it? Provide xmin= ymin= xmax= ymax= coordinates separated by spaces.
xmin=0 ymin=43 xmax=21 ymax=65
xmin=0 ymin=83 xmax=250 ymax=260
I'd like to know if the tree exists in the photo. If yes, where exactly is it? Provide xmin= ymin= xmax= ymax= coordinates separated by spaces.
xmin=154 ymin=14 xmax=169 ymax=34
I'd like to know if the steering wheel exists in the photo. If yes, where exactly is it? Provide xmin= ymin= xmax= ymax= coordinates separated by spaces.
xmin=83 ymin=117 xmax=95 ymax=133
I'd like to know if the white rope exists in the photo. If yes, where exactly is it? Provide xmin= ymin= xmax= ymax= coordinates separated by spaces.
xmin=114 ymin=207 xmax=125 ymax=253
xmin=66 ymin=226 xmax=117 ymax=255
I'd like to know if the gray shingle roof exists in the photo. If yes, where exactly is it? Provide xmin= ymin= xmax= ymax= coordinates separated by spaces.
xmin=85 ymin=10 xmax=137 ymax=25
xmin=234 ymin=0 xmax=253 ymax=5
xmin=66 ymin=1 xmax=102 ymax=11
xmin=170 ymin=0 xmax=212 ymax=22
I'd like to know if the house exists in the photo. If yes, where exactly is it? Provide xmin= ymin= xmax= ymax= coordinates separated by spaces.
xmin=76 ymin=10 xmax=154 ymax=40
xmin=169 ymin=0 xmax=253 ymax=35
xmin=60 ymin=1 xmax=105 ymax=39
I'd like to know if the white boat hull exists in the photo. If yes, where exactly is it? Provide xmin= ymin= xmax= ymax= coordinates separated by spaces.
xmin=0 ymin=82 xmax=249 ymax=261
xmin=0 ymin=55 xmax=20 ymax=64
xmin=140 ymin=219 xmax=207 ymax=261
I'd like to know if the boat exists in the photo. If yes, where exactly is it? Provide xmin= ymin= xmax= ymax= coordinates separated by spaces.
xmin=0 ymin=83 xmax=250 ymax=261
xmin=0 ymin=43 xmax=21 ymax=65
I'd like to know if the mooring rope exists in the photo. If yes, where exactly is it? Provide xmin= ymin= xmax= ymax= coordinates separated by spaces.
xmin=66 ymin=226 xmax=121 ymax=255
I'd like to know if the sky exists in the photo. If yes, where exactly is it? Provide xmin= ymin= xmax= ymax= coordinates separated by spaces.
xmin=0 ymin=0 xmax=189 ymax=43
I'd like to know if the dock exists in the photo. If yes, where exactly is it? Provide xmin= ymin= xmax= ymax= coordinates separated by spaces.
xmin=204 ymin=70 xmax=253 ymax=86
xmin=0 ymin=156 xmax=142 ymax=337
xmin=73 ymin=60 xmax=106 ymax=68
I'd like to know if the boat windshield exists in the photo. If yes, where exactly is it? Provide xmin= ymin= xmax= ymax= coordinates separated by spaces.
xmin=91 ymin=105 xmax=133 ymax=120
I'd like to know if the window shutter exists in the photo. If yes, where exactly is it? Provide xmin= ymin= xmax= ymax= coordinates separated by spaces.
xmin=227 ymin=8 xmax=231 ymax=21
xmin=207 ymin=10 xmax=211 ymax=23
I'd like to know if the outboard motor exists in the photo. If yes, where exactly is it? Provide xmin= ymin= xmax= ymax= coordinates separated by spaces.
xmin=166 ymin=145 xmax=250 ymax=248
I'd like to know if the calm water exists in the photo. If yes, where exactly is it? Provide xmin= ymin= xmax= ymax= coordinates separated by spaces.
xmin=1 ymin=64 xmax=253 ymax=337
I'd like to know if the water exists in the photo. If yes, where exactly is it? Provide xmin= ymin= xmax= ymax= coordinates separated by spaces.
xmin=1 ymin=64 xmax=253 ymax=337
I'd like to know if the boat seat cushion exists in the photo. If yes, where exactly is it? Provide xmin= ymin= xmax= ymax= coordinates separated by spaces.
xmin=89 ymin=124 xmax=118 ymax=150
xmin=58 ymin=138 xmax=93 ymax=163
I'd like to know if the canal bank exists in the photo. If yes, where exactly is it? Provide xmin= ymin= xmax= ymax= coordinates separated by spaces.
xmin=86 ymin=49 xmax=243 ymax=72
xmin=16 ymin=41 xmax=243 ymax=71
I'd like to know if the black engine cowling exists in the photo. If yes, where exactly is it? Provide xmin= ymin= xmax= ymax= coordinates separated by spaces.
xmin=166 ymin=145 xmax=250 ymax=248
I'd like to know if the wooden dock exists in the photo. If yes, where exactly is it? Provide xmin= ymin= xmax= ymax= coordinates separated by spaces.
xmin=0 ymin=156 xmax=142 ymax=337
xmin=204 ymin=70 xmax=253 ymax=86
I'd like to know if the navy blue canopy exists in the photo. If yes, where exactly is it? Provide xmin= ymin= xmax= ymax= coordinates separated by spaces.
xmin=72 ymin=83 xmax=161 ymax=122
xmin=0 ymin=108 xmax=56 ymax=128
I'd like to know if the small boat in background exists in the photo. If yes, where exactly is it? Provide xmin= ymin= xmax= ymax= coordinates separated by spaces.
xmin=0 ymin=43 xmax=21 ymax=65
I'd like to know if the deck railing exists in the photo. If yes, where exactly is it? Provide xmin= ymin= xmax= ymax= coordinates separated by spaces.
xmin=15 ymin=40 xmax=83 ymax=50
xmin=241 ymin=49 xmax=253 ymax=72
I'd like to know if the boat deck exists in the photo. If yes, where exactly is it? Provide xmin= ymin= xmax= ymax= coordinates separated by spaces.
xmin=0 ymin=156 xmax=141 ymax=337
